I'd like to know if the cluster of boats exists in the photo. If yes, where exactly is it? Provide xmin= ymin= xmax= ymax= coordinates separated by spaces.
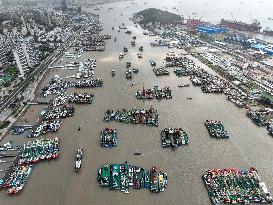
xmin=247 ymin=108 xmax=273 ymax=127
xmin=225 ymin=88 xmax=247 ymax=108
xmin=174 ymin=67 xmax=193 ymax=77
xmin=153 ymin=67 xmax=170 ymax=76
xmin=1 ymin=138 xmax=60 ymax=194
xmin=202 ymin=167 xmax=272 ymax=204
xmin=75 ymin=23 xmax=110 ymax=51
xmin=165 ymin=56 xmax=195 ymax=68
xmin=205 ymin=120 xmax=229 ymax=139
xmin=52 ymin=95 xmax=67 ymax=106
xmin=76 ymin=59 xmax=96 ymax=79
xmin=100 ymin=128 xmax=117 ymax=148
xmin=41 ymin=75 xmax=71 ymax=97
xmin=103 ymin=107 xmax=159 ymax=127
xmin=97 ymin=163 xmax=167 ymax=193
xmin=75 ymin=78 xmax=103 ymax=88
xmin=43 ymin=105 xmax=75 ymax=120
xmin=2 ymin=165 xmax=33 ymax=194
xmin=18 ymin=138 xmax=60 ymax=165
xmin=161 ymin=128 xmax=189 ymax=148
xmin=190 ymin=68 xmax=229 ymax=93
xmin=68 ymin=93 xmax=94 ymax=104
xmin=11 ymin=125 xmax=32 ymax=135
xmin=135 ymin=86 xmax=172 ymax=100
xmin=29 ymin=120 xmax=62 ymax=138
xmin=41 ymin=76 xmax=103 ymax=97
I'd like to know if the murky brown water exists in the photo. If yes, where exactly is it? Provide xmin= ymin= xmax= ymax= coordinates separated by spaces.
xmin=1 ymin=2 xmax=273 ymax=205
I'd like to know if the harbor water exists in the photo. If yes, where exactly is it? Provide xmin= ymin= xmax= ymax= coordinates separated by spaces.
xmin=1 ymin=1 xmax=273 ymax=205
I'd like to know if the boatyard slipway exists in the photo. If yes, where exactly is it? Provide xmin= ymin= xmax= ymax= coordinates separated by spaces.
xmin=1 ymin=1 xmax=273 ymax=205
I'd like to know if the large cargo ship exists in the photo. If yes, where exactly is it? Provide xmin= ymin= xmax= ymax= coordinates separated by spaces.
xmin=220 ymin=19 xmax=262 ymax=32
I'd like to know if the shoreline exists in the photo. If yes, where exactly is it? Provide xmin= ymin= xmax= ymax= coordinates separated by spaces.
xmin=1 ymin=2 xmax=273 ymax=205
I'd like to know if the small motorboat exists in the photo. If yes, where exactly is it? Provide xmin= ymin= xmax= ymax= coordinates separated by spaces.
xmin=134 ymin=150 xmax=141 ymax=155
xmin=186 ymin=97 xmax=192 ymax=100
xmin=133 ymin=68 xmax=139 ymax=73
xmin=112 ymin=27 xmax=114 ymax=30
xmin=124 ymin=47 xmax=128 ymax=53
xmin=150 ymin=60 xmax=156 ymax=66
xmin=132 ymin=35 xmax=136 ymax=40
xmin=126 ymin=70 xmax=132 ymax=79
xmin=119 ymin=53 xmax=125 ymax=59
xmin=139 ymin=46 xmax=143 ymax=52
xmin=125 ymin=30 xmax=132 ymax=34
xmin=112 ymin=69 xmax=116 ymax=76
xmin=75 ymin=148 xmax=83 ymax=172
xmin=137 ymin=53 xmax=143 ymax=58
xmin=131 ymin=41 xmax=135 ymax=46
xmin=114 ymin=37 xmax=117 ymax=42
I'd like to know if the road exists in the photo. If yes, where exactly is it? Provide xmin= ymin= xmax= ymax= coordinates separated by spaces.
xmin=0 ymin=25 xmax=85 ymax=114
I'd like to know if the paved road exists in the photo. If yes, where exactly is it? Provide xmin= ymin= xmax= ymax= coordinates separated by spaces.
xmin=0 ymin=26 xmax=85 ymax=114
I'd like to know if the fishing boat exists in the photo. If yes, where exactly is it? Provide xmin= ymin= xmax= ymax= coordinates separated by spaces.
xmin=119 ymin=23 xmax=127 ymax=29
xmin=112 ymin=69 xmax=116 ymax=76
xmin=267 ymin=125 xmax=273 ymax=136
xmin=178 ymin=84 xmax=190 ymax=88
xmin=139 ymin=46 xmax=143 ymax=52
xmin=132 ymin=35 xmax=136 ymax=40
xmin=150 ymin=60 xmax=156 ymax=66
xmin=137 ymin=53 xmax=143 ymax=58
xmin=132 ymin=68 xmax=139 ymax=73
xmin=126 ymin=70 xmax=132 ymax=79
xmin=134 ymin=151 xmax=141 ymax=155
xmin=143 ymin=31 xmax=148 ymax=35
xmin=131 ymin=41 xmax=136 ymax=46
xmin=119 ymin=53 xmax=125 ymax=59
xmin=126 ymin=61 xmax=131 ymax=68
xmin=125 ymin=30 xmax=132 ymax=34
xmin=123 ymin=47 xmax=128 ymax=53
xmin=75 ymin=148 xmax=83 ymax=172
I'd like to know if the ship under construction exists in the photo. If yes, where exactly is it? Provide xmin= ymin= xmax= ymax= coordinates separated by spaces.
xmin=219 ymin=19 xmax=262 ymax=32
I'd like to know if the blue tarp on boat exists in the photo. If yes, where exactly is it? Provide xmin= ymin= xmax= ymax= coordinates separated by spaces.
xmin=197 ymin=25 xmax=227 ymax=35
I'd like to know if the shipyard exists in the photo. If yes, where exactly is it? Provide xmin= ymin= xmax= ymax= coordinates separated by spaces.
xmin=0 ymin=0 xmax=273 ymax=205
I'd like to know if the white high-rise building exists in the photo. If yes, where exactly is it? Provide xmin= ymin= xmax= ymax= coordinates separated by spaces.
xmin=13 ymin=45 xmax=29 ymax=76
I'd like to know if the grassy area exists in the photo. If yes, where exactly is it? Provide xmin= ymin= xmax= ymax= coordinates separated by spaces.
xmin=0 ymin=120 xmax=10 ymax=129
xmin=137 ymin=8 xmax=182 ymax=25
xmin=5 ymin=67 xmax=18 ymax=75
